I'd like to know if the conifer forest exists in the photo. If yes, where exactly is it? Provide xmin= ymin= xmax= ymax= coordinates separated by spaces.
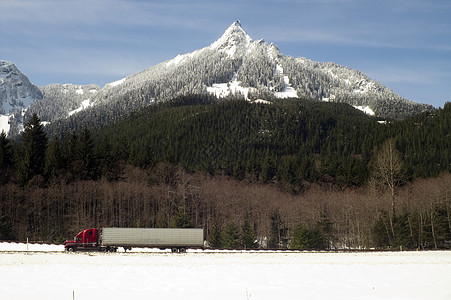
xmin=1 ymin=97 xmax=450 ymax=250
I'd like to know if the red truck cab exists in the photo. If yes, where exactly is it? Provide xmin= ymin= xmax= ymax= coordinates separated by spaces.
xmin=64 ymin=228 xmax=98 ymax=251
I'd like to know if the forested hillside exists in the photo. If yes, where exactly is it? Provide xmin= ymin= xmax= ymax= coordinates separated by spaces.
xmin=0 ymin=98 xmax=450 ymax=249
xmin=94 ymin=97 xmax=450 ymax=188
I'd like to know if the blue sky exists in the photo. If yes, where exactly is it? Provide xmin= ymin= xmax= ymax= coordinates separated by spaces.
xmin=1 ymin=0 xmax=450 ymax=108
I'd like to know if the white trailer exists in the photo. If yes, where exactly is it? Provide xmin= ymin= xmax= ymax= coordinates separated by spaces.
xmin=64 ymin=227 xmax=204 ymax=252
xmin=101 ymin=228 xmax=204 ymax=252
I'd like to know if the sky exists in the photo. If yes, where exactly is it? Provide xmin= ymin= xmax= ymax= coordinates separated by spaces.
xmin=1 ymin=0 xmax=450 ymax=108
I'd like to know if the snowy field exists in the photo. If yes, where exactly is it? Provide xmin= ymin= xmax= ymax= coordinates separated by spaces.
xmin=1 ymin=243 xmax=450 ymax=300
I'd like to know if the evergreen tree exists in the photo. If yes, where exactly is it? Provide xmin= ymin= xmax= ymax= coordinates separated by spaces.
xmin=72 ymin=128 xmax=98 ymax=180
xmin=97 ymin=136 xmax=113 ymax=180
xmin=44 ymin=136 xmax=63 ymax=183
xmin=0 ymin=131 xmax=13 ymax=184
xmin=261 ymin=152 xmax=277 ymax=183
xmin=222 ymin=222 xmax=240 ymax=248
xmin=290 ymin=224 xmax=326 ymax=250
xmin=269 ymin=212 xmax=288 ymax=248
xmin=19 ymin=114 xmax=48 ymax=185
xmin=208 ymin=221 xmax=223 ymax=248
xmin=240 ymin=219 xmax=257 ymax=249
xmin=68 ymin=131 xmax=78 ymax=159
xmin=171 ymin=204 xmax=193 ymax=228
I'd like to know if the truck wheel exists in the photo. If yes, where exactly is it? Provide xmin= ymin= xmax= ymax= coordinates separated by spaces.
xmin=66 ymin=247 xmax=75 ymax=252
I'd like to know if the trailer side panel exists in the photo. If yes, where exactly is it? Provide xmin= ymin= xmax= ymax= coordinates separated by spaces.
xmin=100 ymin=228 xmax=204 ymax=248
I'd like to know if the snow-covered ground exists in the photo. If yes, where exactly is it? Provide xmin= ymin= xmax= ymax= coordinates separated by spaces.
xmin=275 ymin=65 xmax=298 ymax=99
xmin=0 ymin=242 xmax=450 ymax=300
xmin=354 ymin=105 xmax=376 ymax=116
xmin=68 ymin=99 xmax=92 ymax=116
xmin=207 ymin=73 xmax=255 ymax=100
xmin=105 ymin=77 xmax=126 ymax=88
xmin=0 ymin=114 xmax=10 ymax=134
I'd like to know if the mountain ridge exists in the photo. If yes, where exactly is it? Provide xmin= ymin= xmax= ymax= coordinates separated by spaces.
xmin=82 ymin=21 xmax=433 ymax=118
xmin=2 ymin=21 xmax=434 ymax=136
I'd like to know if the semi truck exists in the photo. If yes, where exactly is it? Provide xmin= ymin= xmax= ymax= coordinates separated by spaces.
xmin=64 ymin=227 xmax=204 ymax=252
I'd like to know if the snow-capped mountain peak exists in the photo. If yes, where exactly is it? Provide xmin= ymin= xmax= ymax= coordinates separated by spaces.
xmin=81 ymin=21 xmax=431 ymax=120
xmin=210 ymin=20 xmax=253 ymax=57
xmin=17 ymin=21 xmax=434 ymax=138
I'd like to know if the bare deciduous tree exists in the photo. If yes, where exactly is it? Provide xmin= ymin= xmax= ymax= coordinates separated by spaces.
xmin=371 ymin=138 xmax=406 ymax=238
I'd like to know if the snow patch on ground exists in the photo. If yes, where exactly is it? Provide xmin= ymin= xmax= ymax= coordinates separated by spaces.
xmin=105 ymin=78 xmax=126 ymax=88
xmin=166 ymin=49 xmax=205 ymax=68
xmin=207 ymin=73 xmax=255 ymax=100
xmin=0 ymin=114 xmax=10 ymax=135
xmin=275 ymin=75 xmax=298 ymax=99
xmin=0 ymin=242 xmax=64 ymax=252
xmin=166 ymin=54 xmax=185 ymax=67
xmin=274 ymin=65 xmax=298 ymax=99
xmin=207 ymin=66 xmax=298 ymax=100
xmin=354 ymin=105 xmax=375 ymax=116
xmin=68 ymin=99 xmax=92 ymax=116
xmin=322 ymin=95 xmax=336 ymax=102
xmin=0 ymin=244 xmax=450 ymax=300
xmin=253 ymin=99 xmax=272 ymax=104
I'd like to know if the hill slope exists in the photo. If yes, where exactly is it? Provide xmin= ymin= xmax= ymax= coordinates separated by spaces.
xmin=91 ymin=98 xmax=450 ymax=189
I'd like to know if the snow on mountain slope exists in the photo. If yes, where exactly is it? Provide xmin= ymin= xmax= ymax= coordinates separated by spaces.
xmin=26 ymin=83 xmax=101 ymax=124
xmin=207 ymin=73 xmax=255 ymax=99
xmin=354 ymin=105 xmax=375 ymax=116
xmin=0 ymin=60 xmax=43 ymax=136
xmin=0 ymin=115 xmax=9 ymax=134
xmin=210 ymin=20 xmax=253 ymax=58
xmin=68 ymin=99 xmax=93 ymax=116
xmin=105 ymin=77 xmax=126 ymax=88
xmin=80 ymin=21 xmax=430 ymax=122
xmin=274 ymin=65 xmax=298 ymax=99
xmin=10 ymin=21 xmax=435 ymax=136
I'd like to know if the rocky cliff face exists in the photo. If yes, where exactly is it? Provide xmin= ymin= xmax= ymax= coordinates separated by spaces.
xmin=0 ymin=60 xmax=42 ymax=135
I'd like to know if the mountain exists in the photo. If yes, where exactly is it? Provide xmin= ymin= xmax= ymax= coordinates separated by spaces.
xmin=0 ymin=60 xmax=42 ymax=136
xmin=26 ymin=83 xmax=101 ymax=123
xmin=12 ymin=21 xmax=434 ymax=136
xmin=0 ymin=60 xmax=99 ymax=136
